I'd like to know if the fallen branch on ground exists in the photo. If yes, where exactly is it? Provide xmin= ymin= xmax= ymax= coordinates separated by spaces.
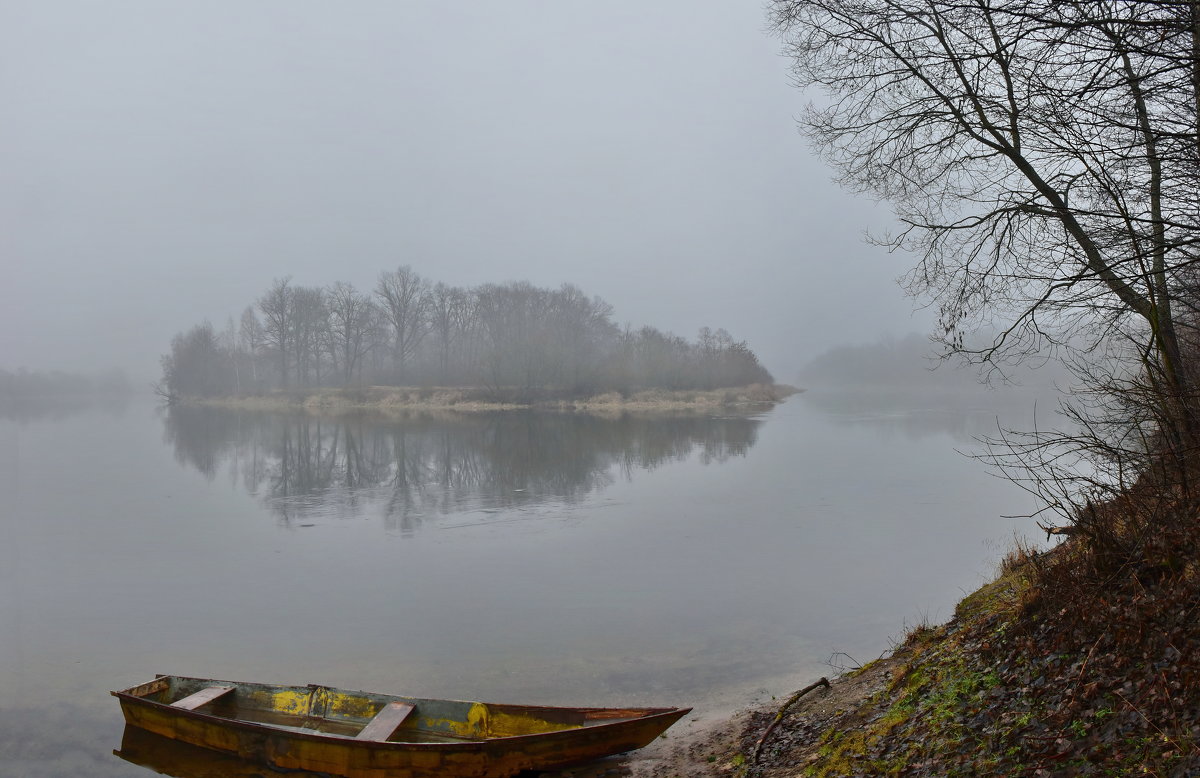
xmin=751 ymin=677 xmax=831 ymax=764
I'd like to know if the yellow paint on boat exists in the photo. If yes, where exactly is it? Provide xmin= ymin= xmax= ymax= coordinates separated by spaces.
xmin=489 ymin=709 xmax=577 ymax=737
xmin=326 ymin=690 xmax=379 ymax=720
xmin=417 ymin=702 xmax=489 ymax=738
xmin=239 ymin=688 xmax=312 ymax=716
xmin=270 ymin=689 xmax=311 ymax=715
xmin=465 ymin=702 xmax=488 ymax=737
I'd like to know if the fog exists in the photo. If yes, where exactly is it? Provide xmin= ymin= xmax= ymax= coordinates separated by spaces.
xmin=1 ymin=1 xmax=928 ymax=382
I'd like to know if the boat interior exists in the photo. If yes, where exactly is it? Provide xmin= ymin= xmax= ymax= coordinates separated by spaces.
xmin=116 ymin=675 xmax=665 ymax=744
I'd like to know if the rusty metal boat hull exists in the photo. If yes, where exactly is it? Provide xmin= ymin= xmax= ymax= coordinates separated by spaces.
xmin=111 ymin=675 xmax=690 ymax=778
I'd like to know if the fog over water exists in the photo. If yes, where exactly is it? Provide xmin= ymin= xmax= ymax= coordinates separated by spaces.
xmin=2 ymin=1 xmax=924 ymax=381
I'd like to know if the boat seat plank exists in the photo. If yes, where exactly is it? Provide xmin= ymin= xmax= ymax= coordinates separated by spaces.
xmin=171 ymin=685 xmax=236 ymax=711
xmin=356 ymin=701 xmax=416 ymax=741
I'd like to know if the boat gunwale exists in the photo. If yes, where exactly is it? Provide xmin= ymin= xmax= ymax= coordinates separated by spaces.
xmin=110 ymin=676 xmax=691 ymax=753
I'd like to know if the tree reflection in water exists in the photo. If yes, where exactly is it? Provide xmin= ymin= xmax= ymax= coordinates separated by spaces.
xmin=163 ymin=407 xmax=763 ymax=532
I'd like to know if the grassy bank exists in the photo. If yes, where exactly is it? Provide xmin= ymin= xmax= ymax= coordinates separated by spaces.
xmin=176 ymin=383 xmax=801 ymax=414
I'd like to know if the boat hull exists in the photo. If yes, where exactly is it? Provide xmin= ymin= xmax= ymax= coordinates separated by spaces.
xmin=112 ymin=676 xmax=689 ymax=778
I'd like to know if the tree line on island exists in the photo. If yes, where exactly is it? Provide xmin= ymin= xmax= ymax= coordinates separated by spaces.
xmin=159 ymin=267 xmax=773 ymax=401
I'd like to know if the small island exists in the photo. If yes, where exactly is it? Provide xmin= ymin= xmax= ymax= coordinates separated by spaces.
xmin=158 ymin=268 xmax=796 ymax=413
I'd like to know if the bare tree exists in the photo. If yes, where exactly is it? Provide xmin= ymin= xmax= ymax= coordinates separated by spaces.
xmin=326 ymin=281 xmax=375 ymax=385
xmin=258 ymin=277 xmax=294 ymax=388
xmin=220 ymin=316 xmax=241 ymax=394
xmin=375 ymin=265 xmax=431 ymax=383
xmin=427 ymin=282 xmax=471 ymax=385
xmin=161 ymin=321 xmax=235 ymax=398
xmin=290 ymin=286 xmax=329 ymax=388
xmin=767 ymin=0 xmax=1200 ymax=568
xmin=473 ymin=282 xmax=560 ymax=396
xmin=548 ymin=284 xmax=618 ymax=393
xmin=239 ymin=306 xmax=264 ymax=390
xmin=769 ymin=0 xmax=1200 ymax=416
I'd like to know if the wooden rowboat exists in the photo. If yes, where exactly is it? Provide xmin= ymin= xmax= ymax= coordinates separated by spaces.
xmin=111 ymin=675 xmax=690 ymax=778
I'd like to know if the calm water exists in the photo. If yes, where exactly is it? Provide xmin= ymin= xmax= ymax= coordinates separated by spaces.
xmin=0 ymin=392 xmax=1043 ymax=776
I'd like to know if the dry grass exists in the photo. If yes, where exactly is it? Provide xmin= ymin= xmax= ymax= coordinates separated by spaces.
xmin=181 ymin=384 xmax=802 ymax=415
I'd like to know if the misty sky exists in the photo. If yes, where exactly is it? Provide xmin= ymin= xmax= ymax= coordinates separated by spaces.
xmin=2 ymin=1 xmax=929 ymax=382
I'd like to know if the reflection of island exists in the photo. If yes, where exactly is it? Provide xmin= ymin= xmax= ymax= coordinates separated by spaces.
xmin=163 ymin=408 xmax=763 ymax=530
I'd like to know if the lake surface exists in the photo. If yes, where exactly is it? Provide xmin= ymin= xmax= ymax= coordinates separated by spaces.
xmin=0 ymin=391 xmax=1045 ymax=776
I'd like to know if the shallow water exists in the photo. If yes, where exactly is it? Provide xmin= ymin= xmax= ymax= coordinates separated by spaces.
xmin=0 ymin=391 xmax=1043 ymax=776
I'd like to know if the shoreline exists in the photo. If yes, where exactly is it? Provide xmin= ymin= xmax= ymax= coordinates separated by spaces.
xmin=623 ymin=537 xmax=1200 ymax=776
xmin=172 ymin=383 xmax=802 ymax=415
xmin=613 ymin=565 xmax=1025 ymax=777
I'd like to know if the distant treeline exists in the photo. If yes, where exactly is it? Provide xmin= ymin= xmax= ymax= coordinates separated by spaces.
xmin=0 ymin=367 xmax=132 ymax=398
xmin=161 ymin=267 xmax=772 ymax=400
xmin=798 ymin=333 xmax=1071 ymax=390
xmin=1 ymin=368 xmax=134 ymax=420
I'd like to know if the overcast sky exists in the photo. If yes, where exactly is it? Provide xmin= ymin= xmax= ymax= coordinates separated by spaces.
xmin=1 ymin=1 xmax=929 ymax=383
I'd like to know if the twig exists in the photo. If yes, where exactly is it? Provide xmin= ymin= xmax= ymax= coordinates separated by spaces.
xmin=1065 ymin=635 xmax=1103 ymax=711
xmin=1114 ymin=689 xmax=1185 ymax=754
xmin=826 ymin=652 xmax=862 ymax=673
xmin=751 ymin=677 xmax=831 ymax=764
